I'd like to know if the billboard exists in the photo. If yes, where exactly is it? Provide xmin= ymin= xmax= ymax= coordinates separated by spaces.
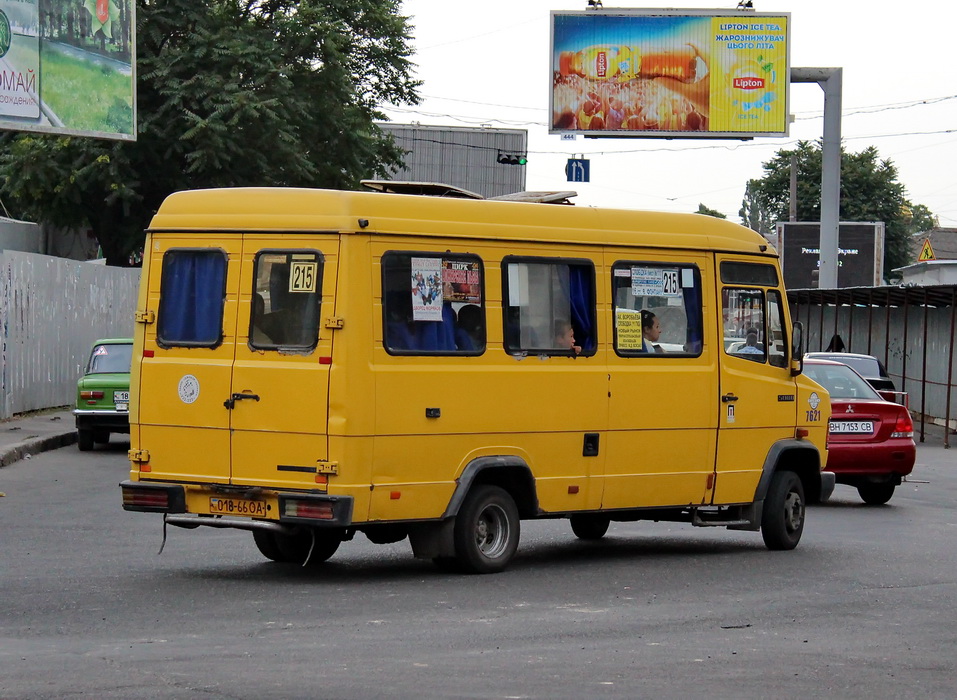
xmin=0 ymin=0 xmax=135 ymax=141
xmin=776 ymin=222 xmax=886 ymax=289
xmin=550 ymin=10 xmax=789 ymax=138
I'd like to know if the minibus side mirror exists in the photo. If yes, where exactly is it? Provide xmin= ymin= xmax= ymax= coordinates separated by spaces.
xmin=790 ymin=322 xmax=804 ymax=376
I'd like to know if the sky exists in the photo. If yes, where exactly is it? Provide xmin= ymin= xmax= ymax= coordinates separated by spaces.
xmin=382 ymin=0 xmax=957 ymax=230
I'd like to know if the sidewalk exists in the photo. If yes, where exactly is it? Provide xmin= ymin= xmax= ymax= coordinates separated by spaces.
xmin=0 ymin=408 xmax=77 ymax=469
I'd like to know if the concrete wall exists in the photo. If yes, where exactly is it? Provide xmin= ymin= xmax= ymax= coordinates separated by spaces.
xmin=0 ymin=251 xmax=140 ymax=419
xmin=0 ymin=217 xmax=41 ymax=254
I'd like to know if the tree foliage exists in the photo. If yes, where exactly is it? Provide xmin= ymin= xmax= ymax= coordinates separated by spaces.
xmin=740 ymin=141 xmax=935 ymax=277
xmin=0 ymin=0 xmax=420 ymax=264
xmin=695 ymin=203 xmax=726 ymax=219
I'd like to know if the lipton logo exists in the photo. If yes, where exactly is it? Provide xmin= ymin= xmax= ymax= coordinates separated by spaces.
xmin=596 ymin=51 xmax=607 ymax=77
xmin=733 ymin=76 xmax=765 ymax=90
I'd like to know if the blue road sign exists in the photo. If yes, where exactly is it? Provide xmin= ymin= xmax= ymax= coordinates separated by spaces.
xmin=566 ymin=158 xmax=590 ymax=183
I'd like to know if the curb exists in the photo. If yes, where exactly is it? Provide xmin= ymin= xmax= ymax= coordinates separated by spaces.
xmin=0 ymin=431 xmax=78 ymax=469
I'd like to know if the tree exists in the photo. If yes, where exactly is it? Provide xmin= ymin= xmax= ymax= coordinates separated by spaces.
xmin=0 ymin=0 xmax=420 ymax=265
xmin=740 ymin=141 xmax=935 ymax=277
xmin=695 ymin=203 xmax=726 ymax=219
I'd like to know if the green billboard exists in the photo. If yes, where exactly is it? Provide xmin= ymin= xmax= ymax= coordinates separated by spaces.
xmin=0 ymin=0 xmax=135 ymax=140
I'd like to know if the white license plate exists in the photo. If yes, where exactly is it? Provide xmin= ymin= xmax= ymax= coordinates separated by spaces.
xmin=829 ymin=420 xmax=874 ymax=434
xmin=114 ymin=391 xmax=130 ymax=402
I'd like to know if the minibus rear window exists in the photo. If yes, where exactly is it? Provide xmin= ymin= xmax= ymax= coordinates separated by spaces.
xmin=157 ymin=248 xmax=227 ymax=348
xmin=612 ymin=262 xmax=703 ymax=357
xmin=382 ymin=252 xmax=485 ymax=355
xmin=249 ymin=250 xmax=323 ymax=350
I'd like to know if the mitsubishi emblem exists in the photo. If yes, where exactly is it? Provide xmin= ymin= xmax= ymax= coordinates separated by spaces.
xmin=845 ymin=405 xmax=855 ymax=413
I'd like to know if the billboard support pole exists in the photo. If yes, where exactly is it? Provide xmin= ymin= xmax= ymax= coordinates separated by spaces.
xmin=791 ymin=68 xmax=843 ymax=289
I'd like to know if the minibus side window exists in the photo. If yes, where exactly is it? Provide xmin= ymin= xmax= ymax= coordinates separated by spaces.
xmin=501 ymin=257 xmax=596 ymax=356
xmin=766 ymin=290 xmax=788 ymax=368
xmin=612 ymin=262 xmax=702 ymax=356
xmin=249 ymin=250 xmax=323 ymax=350
xmin=382 ymin=252 xmax=485 ymax=355
xmin=157 ymin=248 xmax=227 ymax=348
xmin=723 ymin=288 xmax=767 ymax=363
xmin=720 ymin=261 xmax=779 ymax=286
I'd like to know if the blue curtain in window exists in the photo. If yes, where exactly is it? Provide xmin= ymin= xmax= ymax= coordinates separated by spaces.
xmin=416 ymin=304 xmax=457 ymax=351
xmin=567 ymin=266 xmax=595 ymax=351
xmin=682 ymin=279 xmax=703 ymax=353
xmin=158 ymin=251 xmax=226 ymax=345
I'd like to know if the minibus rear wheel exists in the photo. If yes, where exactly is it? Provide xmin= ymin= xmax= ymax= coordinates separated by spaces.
xmin=253 ymin=528 xmax=341 ymax=565
xmin=761 ymin=469 xmax=805 ymax=550
xmin=453 ymin=485 xmax=520 ymax=574
xmin=570 ymin=514 xmax=610 ymax=540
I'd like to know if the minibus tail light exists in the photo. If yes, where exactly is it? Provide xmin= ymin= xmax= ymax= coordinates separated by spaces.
xmin=282 ymin=498 xmax=334 ymax=520
xmin=120 ymin=483 xmax=186 ymax=513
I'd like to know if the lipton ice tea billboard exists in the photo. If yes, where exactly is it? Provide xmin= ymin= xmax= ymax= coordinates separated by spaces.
xmin=0 ymin=0 xmax=135 ymax=141
xmin=550 ymin=10 xmax=789 ymax=138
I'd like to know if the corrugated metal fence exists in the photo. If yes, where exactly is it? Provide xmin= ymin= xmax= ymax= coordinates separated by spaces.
xmin=791 ymin=285 xmax=957 ymax=443
xmin=0 ymin=251 xmax=140 ymax=419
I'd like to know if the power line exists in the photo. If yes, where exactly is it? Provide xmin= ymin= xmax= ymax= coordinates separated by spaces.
xmin=390 ymin=91 xmax=957 ymax=121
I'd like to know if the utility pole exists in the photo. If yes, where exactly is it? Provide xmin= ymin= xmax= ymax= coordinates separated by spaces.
xmin=791 ymin=67 xmax=842 ymax=289
xmin=789 ymin=154 xmax=797 ymax=222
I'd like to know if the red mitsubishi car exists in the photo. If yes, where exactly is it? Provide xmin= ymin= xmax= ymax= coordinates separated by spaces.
xmin=803 ymin=359 xmax=916 ymax=505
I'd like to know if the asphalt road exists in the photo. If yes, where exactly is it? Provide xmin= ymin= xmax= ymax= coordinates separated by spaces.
xmin=1 ymin=435 xmax=956 ymax=700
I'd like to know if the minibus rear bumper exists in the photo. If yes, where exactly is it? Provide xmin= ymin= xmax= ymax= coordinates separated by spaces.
xmin=119 ymin=480 xmax=354 ymax=528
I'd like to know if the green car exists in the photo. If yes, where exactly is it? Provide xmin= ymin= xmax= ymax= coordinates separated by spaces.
xmin=74 ymin=338 xmax=134 ymax=451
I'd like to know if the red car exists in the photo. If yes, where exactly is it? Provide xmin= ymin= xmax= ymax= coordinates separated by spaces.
xmin=803 ymin=359 xmax=916 ymax=505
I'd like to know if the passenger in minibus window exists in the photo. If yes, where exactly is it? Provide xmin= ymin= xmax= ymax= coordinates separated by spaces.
xmin=554 ymin=320 xmax=582 ymax=355
xmin=640 ymin=310 xmax=663 ymax=353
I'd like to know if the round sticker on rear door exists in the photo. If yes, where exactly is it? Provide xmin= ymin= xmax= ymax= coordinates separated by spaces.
xmin=178 ymin=374 xmax=200 ymax=404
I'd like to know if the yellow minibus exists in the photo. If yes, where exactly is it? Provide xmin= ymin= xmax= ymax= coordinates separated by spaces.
xmin=120 ymin=185 xmax=832 ymax=573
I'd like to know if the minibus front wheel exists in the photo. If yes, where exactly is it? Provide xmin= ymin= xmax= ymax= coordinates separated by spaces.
xmin=761 ymin=470 xmax=805 ymax=550
xmin=453 ymin=485 xmax=520 ymax=574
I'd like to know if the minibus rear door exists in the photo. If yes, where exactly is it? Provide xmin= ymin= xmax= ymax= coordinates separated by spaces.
xmin=227 ymin=237 xmax=339 ymax=490
xmin=136 ymin=237 xmax=242 ymax=484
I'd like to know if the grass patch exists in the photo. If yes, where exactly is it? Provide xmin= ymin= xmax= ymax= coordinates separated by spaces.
xmin=39 ymin=46 xmax=133 ymax=134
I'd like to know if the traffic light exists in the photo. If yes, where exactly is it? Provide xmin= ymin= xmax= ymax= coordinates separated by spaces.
xmin=497 ymin=150 xmax=527 ymax=165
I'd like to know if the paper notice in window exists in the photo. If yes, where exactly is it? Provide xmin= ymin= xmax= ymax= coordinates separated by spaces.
xmin=442 ymin=259 xmax=482 ymax=303
xmin=616 ymin=308 xmax=643 ymax=350
xmin=411 ymin=257 xmax=443 ymax=321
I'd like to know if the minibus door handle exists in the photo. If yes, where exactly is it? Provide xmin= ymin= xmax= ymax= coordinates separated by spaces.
xmin=224 ymin=392 xmax=261 ymax=409
xmin=721 ymin=393 xmax=739 ymax=403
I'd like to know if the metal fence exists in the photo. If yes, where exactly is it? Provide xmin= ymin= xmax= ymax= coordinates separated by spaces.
xmin=0 ymin=251 xmax=140 ymax=419
xmin=790 ymin=285 xmax=957 ymax=444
